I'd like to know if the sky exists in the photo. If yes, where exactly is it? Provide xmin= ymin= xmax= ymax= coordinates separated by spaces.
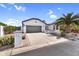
xmin=0 ymin=3 xmax=79 ymax=26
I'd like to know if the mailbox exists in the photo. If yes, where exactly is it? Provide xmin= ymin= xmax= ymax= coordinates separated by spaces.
xmin=14 ymin=31 xmax=22 ymax=48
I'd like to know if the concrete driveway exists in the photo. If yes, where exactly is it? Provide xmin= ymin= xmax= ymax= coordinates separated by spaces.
xmin=27 ymin=33 xmax=60 ymax=46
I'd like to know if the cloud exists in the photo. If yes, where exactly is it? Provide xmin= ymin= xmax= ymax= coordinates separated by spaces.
xmin=0 ymin=4 xmax=26 ymax=11
xmin=0 ymin=4 xmax=6 ymax=8
xmin=48 ymin=9 xmax=57 ymax=19
xmin=48 ymin=9 xmax=53 ymax=15
xmin=14 ymin=5 xmax=26 ymax=11
xmin=8 ymin=3 xmax=15 ymax=5
xmin=5 ymin=18 xmax=22 ymax=26
xmin=58 ymin=8 xmax=62 ymax=10
xmin=50 ymin=14 xmax=57 ymax=19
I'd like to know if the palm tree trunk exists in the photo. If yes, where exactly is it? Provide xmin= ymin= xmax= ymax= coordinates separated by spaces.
xmin=65 ymin=25 xmax=71 ymax=33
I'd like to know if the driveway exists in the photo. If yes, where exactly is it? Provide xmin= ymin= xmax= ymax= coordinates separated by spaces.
xmin=27 ymin=33 xmax=60 ymax=46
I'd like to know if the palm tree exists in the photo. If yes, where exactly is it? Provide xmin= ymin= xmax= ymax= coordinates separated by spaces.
xmin=56 ymin=13 xmax=79 ymax=33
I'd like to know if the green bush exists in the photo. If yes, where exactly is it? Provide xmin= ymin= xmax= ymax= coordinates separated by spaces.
xmin=0 ymin=39 xmax=3 ymax=47
xmin=4 ymin=26 xmax=16 ymax=34
xmin=0 ymin=35 xmax=14 ymax=47
xmin=0 ymin=22 xmax=7 ymax=26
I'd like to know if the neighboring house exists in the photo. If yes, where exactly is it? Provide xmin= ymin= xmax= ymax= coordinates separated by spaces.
xmin=22 ymin=18 xmax=60 ymax=33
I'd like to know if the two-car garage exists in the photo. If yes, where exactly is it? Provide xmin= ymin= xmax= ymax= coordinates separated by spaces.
xmin=22 ymin=18 xmax=46 ymax=33
xmin=26 ymin=26 xmax=42 ymax=33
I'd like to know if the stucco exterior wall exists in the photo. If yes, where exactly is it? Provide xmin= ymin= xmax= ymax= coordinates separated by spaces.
xmin=47 ymin=24 xmax=60 ymax=31
xmin=48 ymin=25 xmax=54 ymax=30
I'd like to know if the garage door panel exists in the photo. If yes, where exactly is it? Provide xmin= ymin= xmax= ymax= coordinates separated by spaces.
xmin=26 ymin=26 xmax=42 ymax=33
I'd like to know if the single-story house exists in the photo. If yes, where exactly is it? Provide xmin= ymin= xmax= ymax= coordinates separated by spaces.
xmin=22 ymin=18 xmax=60 ymax=33
xmin=22 ymin=18 xmax=46 ymax=33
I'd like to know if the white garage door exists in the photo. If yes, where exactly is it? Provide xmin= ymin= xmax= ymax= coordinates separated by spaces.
xmin=26 ymin=26 xmax=42 ymax=33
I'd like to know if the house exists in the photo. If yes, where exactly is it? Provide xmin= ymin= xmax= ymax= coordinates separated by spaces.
xmin=22 ymin=18 xmax=46 ymax=33
xmin=22 ymin=18 xmax=60 ymax=33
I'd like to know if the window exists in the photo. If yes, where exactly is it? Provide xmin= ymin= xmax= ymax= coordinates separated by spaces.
xmin=53 ymin=25 xmax=55 ymax=30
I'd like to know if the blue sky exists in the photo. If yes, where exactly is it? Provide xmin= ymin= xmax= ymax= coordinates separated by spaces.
xmin=0 ymin=3 xmax=79 ymax=26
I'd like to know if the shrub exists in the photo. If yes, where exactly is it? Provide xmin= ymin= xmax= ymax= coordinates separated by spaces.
xmin=0 ymin=22 xmax=7 ymax=26
xmin=0 ymin=35 xmax=14 ymax=47
xmin=0 ymin=39 xmax=3 ymax=47
xmin=4 ymin=26 xmax=16 ymax=34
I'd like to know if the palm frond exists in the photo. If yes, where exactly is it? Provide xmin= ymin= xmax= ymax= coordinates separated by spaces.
xmin=71 ymin=14 xmax=79 ymax=20
xmin=73 ymin=20 xmax=79 ymax=25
